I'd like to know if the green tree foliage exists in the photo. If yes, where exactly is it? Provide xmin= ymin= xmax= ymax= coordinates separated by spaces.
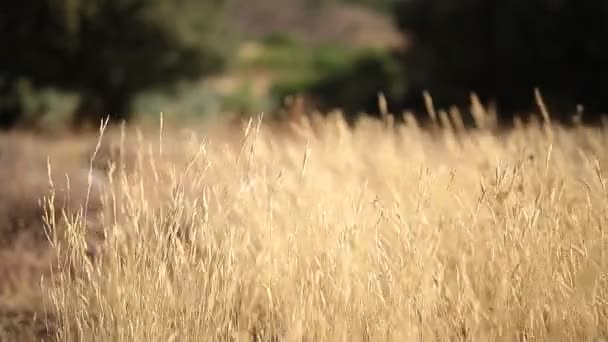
xmin=0 ymin=0 xmax=231 ymax=129
xmin=394 ymin=0 xmax=608 ymax=122
xmin=342 ymin=0 xmax=396 ymax=12
xmin=297 ymin=50 xmax=405 ymax=121
xmin=267 ymin=44 xmax=406 ymax=122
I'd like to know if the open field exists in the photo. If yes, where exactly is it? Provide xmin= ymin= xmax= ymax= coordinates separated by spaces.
xmin=1 ymin=100 xmax=608 ymax=341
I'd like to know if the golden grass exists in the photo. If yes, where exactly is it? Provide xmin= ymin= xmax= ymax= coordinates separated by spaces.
xmin=44 ymin=105 xmax=608 ymax=341
xmin=0 ymin=131 xmax=111 ymax=341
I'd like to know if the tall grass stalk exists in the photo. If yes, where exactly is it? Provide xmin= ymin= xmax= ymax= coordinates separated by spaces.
xmin=46 ymin=108 xmax=608 ymax=341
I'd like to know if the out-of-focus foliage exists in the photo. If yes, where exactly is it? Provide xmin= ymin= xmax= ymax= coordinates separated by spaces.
xmin=272 ymin=49 xmax=405 ymax=120
xmin=0 ymin=0 xmax=232 ymax=129
xmin=251 ymin=35 xmax=405 ymax=120
xmin=248 ymin=35 xmax=365 ymax=84
xmin=394 ymin=0 xmax=608 ymax=123
xmin=309 ymin=0 xmax=396 ymax=12
xmin=342 ymin=0 xmax=396 ymax=12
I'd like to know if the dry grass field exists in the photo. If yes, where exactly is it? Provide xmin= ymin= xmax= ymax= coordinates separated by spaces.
xmin=1 ymin=97 xmax=608 ymax=341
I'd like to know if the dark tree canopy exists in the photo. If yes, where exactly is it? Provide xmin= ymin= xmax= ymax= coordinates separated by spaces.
xmin=394 ymin=0 xmax=608 ymax=124
xmin=0 ymin=0 xmax=231 ymax=129
xmin=299 ymin=51 xmax=406 ymax=122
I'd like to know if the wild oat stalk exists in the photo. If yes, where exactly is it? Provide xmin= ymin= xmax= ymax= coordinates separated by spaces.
xmin=47 ymin=105 xmax=608 ymax=341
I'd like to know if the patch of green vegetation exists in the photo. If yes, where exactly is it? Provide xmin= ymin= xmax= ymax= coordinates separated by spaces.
xmin=339 ymin=0 xmax=396 ymax=13
xmin=260 ymin=32 xmax=299 ymax=48
xmin=132 ymin=83 xmax=223 ymax=122
xmin=271 ymin=49 xmax=406 ymax=117
xmin=0 ymin=78 xmax=79 ymax=130
xmin=221 ymin=82 xmax=271 ymax=115
xmin=240 ymin=39 xmax=363 ymax=84
xmin=0 ymin=0 xmax=232 ymax=129
xmin=237 ymin=32 xmax=401 ymax=112
xmin=132 ymin=80 xmax=270 ymax=123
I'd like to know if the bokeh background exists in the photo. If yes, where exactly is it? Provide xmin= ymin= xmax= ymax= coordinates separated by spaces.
xmin=3 ymin=0 xmax=608 ymax=132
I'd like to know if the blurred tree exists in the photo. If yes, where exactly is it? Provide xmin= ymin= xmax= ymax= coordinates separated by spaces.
xmin=304 ymin=50 xmax=405 ymax=121
xmin=0 ymin=0 xmax=232 ymax=129
xmin=394 ymin=0 xmax=608 ymax=123
xmin=342 ymin=0 xmax=396 ymax=13
xmin=271 ymin=49 xmax=406 ymax=122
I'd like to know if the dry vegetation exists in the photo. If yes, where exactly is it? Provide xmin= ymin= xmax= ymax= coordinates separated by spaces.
xmin=0 ymin=131 xmax=107 ymax=341
xmin=2 ymin=96 xmax=608 ymax=341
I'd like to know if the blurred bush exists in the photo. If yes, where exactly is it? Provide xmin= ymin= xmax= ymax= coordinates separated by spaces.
xmin=132 ymin=84 xmax=223 ymax=123
xmin=394 ymin=0 xmax=608 ymax=123
xmin=271 ymin=49 xmax=406 ymax=121
xmin=0 ymin=0 xmax=233 ymax=129
xmin=341 ymin=0 xmax=396 ymax=12
xmin=243 ymin=35 xmax=362 ymax=83
xmin=244 ymin=33 xmax=406 ymax=120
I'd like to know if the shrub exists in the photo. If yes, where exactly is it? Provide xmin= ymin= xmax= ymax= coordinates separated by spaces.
xmin=0 ymin=0 xmax=233 ymax=129
xmin=394 ymin=0 xmax=608 ymax=123
xmin=271 ymin=49 xmax=406 ymax=121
